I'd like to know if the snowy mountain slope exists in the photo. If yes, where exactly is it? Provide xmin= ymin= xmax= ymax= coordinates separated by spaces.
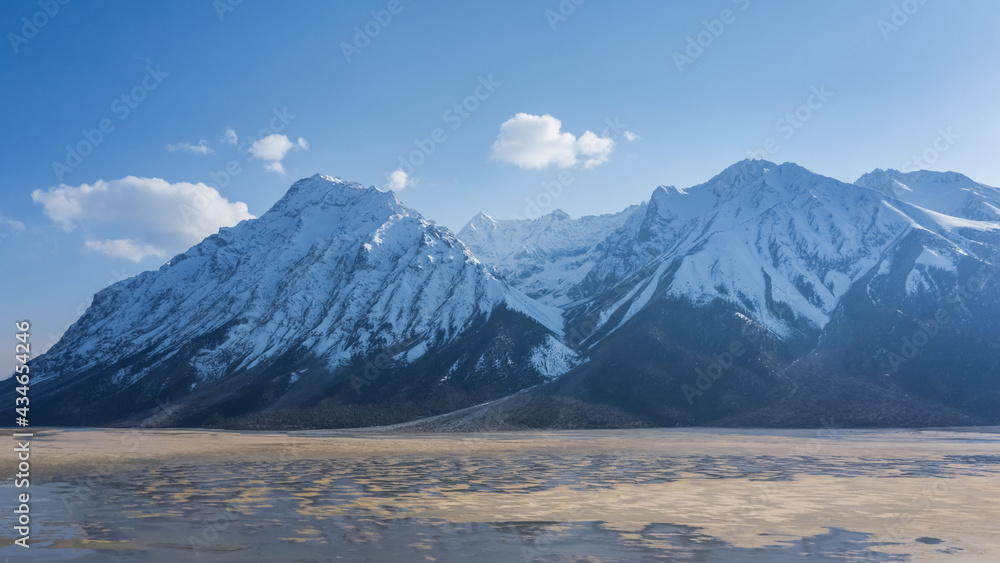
xmin=562 ymin=161 xmax=999 ymax=347
xmin=27 ymin=175 xmax=580 ymax=427
xmin=856 ymin=168 xmax=1000 ymax=222
xmin=450 ymin=160 xmax=1000 ymax=428
xmin=457 ymin=207 xmax=637 ymax=306
xmin=570 ymin=162 xmax=902 ymax=341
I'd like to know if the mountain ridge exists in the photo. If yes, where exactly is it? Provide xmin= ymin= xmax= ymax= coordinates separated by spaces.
xmin=18 ymin=161 xmax=1000 ymax=429
xmin=23 ymin=174 xmax=581 ymax=427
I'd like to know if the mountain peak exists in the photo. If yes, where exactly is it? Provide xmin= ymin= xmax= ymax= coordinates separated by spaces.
xmin=650 ymin=185 xmax=687 ymax=200
xmin=714 ymin=158 xmax=777 ymax=182
xmin=309 ymin=172 xmax=340 ymax=182
xmin=462 ymin=211 xmax=499 ymax=233
xmin=724 ymin=158 xmax=777 ymax=175
xmin=268 ymin=174 xmax=402 ymax=218
xmin=697 ymin=158 xmax=778 ymax=198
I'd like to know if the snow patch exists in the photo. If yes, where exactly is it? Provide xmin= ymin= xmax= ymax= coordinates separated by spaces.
xmin=529 ymin=335 xmax=582 ymax=380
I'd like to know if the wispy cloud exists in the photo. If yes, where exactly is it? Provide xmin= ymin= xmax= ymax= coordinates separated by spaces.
xmin=166 ymin=139 xmax=214 ymax=155
xmin=84 ymin=238 xmax=167 ymax=262
xmin=0 ymin=213 xmax=26 ymax=231
xmin=0 ymin=212 xmax=26 ymax=245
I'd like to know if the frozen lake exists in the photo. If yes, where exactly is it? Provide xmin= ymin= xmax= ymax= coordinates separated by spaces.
xmin=1 ymin=427 xmax=998 ymax=561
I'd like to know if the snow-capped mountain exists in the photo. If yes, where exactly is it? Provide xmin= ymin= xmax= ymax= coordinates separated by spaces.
xmin=458 ymin=207 xmax=637 ymax=306
xmin=568 ymin=161 xmax=998 ymax=343
xmin=27 ymin=175 xmax=580 ymax=427
xmin=22 ymin=163 xmax=1000 ymax=429
xmin=450 ymin=161 xmax=1000 ymax=428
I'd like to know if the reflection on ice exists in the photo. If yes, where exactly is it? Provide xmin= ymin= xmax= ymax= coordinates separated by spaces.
xmin=1 ymin=427 xmax=997 ymax=561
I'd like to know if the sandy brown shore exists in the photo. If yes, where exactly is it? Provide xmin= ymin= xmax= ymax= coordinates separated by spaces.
xmin=1 ymin=427 xmax=998 ymax=561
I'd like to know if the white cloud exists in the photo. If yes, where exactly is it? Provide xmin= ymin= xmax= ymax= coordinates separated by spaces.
xmin=385 ymin=169 xmax=414 ymax=192
xmin=84 ymin=238 xmax=167 ymax=262
xmin=574 ymin=131 xmax=615 ymax=169
xmin=222 ymin=127 xmax=237 ymax=145
xmin=624 ymin=131 xmax=638 ymax=142
xmin=32 ymin=176 xmax=255 ymax=261
xmin=166 ymin=140 xmax=214 ymax=155
xmin=250 ymin=134 xmax=294 ymax=160
xmin=249 ymin=134 xmax=308 ymax=173
xmin=489 ymin=113 xmax=616 ymax=170
xmin=0 ymin=213 xmax=25 ymax=231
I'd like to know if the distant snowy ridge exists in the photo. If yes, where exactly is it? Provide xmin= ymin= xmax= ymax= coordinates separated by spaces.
xmin=458 ymin=206 xmax=638 ymax=306
xmin=461 ymin=160 xmax=1000 ymax=344
xmin=856 ymin=168 xmax=1000 ymax=222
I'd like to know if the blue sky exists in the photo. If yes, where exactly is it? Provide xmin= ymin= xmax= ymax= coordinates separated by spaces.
xmin=2 ymin=0 xmax=1000 ymax=353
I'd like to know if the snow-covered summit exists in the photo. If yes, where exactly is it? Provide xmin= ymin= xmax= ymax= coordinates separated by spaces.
xmin=855 ymin=168 xmax=1000 ymax=222
xmin=705 ymin=157 xmax=773 ymax=187
xmin=265 ymin=174 xmax=402 ymax=217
